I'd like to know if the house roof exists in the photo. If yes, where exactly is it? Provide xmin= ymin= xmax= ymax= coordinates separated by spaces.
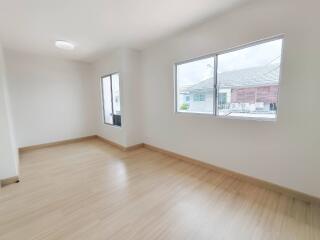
xmin=185 ymin=65 xmax=280 ymax=93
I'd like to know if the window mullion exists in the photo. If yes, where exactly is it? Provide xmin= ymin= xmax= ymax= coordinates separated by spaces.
xmin=213 ymin=55 xmax=218 ymax=116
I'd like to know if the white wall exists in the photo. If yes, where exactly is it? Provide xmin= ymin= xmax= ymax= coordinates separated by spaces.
xmin=0 ymin=44 xmax=19 ymax=180
xmin=140 ymin=0 xmax=320 ymax=197
xmin=4 ymin=50 xmax=97 ymax=148
xmin=92 ymin=48 xmax=143 ymax=147
xmin=120 ymin=49 xmax=143 ymax=146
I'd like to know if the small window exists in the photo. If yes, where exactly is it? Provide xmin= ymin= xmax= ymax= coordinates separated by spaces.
xmin=193 ymin=94 xmax=200 ymax=102
xmin=193 ymin=94 xmax=206 ymax=102
xmin=101 ymin=73 xmax=121 ymax=127
xmin=175 ymin=37 xmax=283 ymax=120
xmin=218 ymin=93 xmax=227 ymax=105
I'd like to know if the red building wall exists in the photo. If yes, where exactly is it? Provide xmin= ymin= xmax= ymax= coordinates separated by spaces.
xmin=231 ymin=85 xmax=278 ymax=104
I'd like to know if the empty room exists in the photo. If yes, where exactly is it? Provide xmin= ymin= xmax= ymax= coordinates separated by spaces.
xmin=0 ymin=0 xmax=320 ymax=239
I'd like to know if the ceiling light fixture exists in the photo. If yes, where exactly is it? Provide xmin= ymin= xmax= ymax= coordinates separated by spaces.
xmin=55 ymin=40 xmax=75 ymax=50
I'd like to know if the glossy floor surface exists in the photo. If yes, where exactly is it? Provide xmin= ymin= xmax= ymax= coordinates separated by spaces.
xmin=0 ymin=139 xmax=319 ymax=240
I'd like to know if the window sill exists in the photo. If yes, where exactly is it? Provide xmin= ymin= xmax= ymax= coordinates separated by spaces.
xmin=174 ymin=111 xmax=277 ymax=122
xmin=103 ymin=123 xmax=122 ymax=128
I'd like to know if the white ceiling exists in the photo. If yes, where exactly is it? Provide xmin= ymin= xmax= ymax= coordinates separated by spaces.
xmin=0 ymin=0 xmax=249 ymax=62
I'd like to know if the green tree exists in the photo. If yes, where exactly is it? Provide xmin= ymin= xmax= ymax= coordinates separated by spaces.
xmin=180 ymin=103 xmax=189 ymax=110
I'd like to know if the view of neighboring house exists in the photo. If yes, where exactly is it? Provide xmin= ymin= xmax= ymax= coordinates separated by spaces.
xmin=179 ymin=65 xmax=280 ymax=118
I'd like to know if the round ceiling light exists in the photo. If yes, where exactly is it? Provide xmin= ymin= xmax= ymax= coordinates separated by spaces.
xmin=55 ymin=40 xmax=75 ymax=50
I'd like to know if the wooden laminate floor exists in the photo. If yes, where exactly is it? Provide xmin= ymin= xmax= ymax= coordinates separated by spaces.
xmin=0 ymin=138 xmax=319 ymax=240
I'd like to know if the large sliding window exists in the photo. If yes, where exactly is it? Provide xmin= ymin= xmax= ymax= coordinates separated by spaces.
xmin=101 ymin=73 xmax=121 ymax=127
xmin=175 ymin=37 xmax=283 ymax=120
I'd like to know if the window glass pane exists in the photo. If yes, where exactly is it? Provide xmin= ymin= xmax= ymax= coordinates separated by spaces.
xmin=176 ymin=57 xmax=215 ymax=114
xmin=111 ymin=73 xmax=121 ymax=127
xmin=111 ymin=73 xmax=121 ymax=115
xmin=217 ymin=39 xmax=283 ymax=119
xmin=102 ymin=76 xmax=113 ymax=124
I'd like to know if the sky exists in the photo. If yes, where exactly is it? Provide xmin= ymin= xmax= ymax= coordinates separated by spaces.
xmin=177 ymin=39 xmax=283 ymax=87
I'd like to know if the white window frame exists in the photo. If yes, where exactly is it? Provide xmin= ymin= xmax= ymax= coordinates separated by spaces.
xmin=101 ymin=72 xmax=122 ymax=127
xmin=174 ymin=35 xmax=284 ymax=121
